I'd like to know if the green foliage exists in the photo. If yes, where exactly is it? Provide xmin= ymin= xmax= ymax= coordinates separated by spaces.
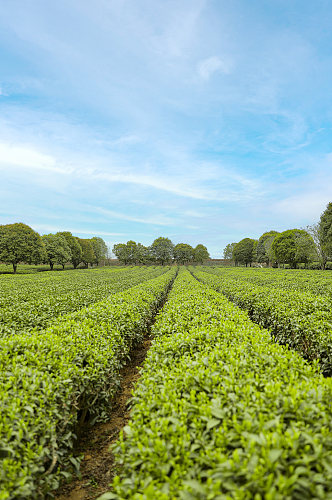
xmin=223 ymin=242 xmax=236 ymax=259
xmin=112 ymin=241 xmax=149 ymax=265
xmin=233 ymin=238 xmax=257 ymax=266
xmin=42 ymin=233 xmax=72 ymax=270
xmin=193 ymin=267 xmax=332 ymax=375
xmin=90 ymin=237 xmax=108 ymax=265
xmin=0 ymin=268 xmax=176 ymax=499
xmin=193 ymin=244 xmax=209 ymax=264
xmin=173 ymin=243 xmax=194 ymax=264
xmin=110 ymin=270 xmax=332 ymax=498
xmin=0 ymin=223 xmax=46 ymax=273
xmin=57 ymin=232 xmax=83 ymax=269
xmin=150 ymin=237 xmax=174 ymax=265
xmin=0 ymin=267 xmax=169 ymax=337
xmin=272 ymin=229 xmax=316 ymax=267
xmin=77 ymin=238 xmax=95 ymax=268
xmin=256 ymin=231 xmax=279 ymax=265
xmin=320 ymin=202 xmax=332 ymax=260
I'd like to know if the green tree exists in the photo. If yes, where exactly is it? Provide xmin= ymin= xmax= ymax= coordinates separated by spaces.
xmin=150 ymin=237 xmax=174 ymax=265
xmin=57 ymin=231 xmax=83 ymax=269
xmin=77 ymin=238 xmax=95 ymax=268
xmin=135 ymin=243 xmax=151 ymax=265
xmin=272 ymin=229 xmax=315 ymax=268
xmin=320 ymin=202 xmax=332 ymax=261
xmin=223 ymin=242 xmax=237 ymax=260
xmin=90 ymin=237 xmax=108 ymax=266
xmin=233 ymin=238 xmax=257 ymax=267
xmin=193 ymin=244 xmax=210 ymax=264
xmin=0 ymin=223 xmax=46 ymax=273
xmin=305 ymin=223 xmax=327 ymax=270
xmin=42 ymin=233 xmax=71 ymax=270
xmin=113 ymin=243 xmax=130 ymax=264
xmin=256 ymin=231 xmax=279 ymax=266
xmin=173 ymin=243 xmax=194 ymax=265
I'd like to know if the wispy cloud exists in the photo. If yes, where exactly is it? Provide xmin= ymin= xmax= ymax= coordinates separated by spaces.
xmin=197 ymin=56 xmax=232 ymax=80
xmin=0 ymin=1 xmax=331 ymax=256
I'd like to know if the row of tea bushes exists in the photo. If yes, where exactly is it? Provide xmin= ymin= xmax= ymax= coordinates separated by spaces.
xmin=106 ymin=270 xmax=332 ymax=499
xmin=0 ymin=266 xmax=168 ymax=336
xmin=203 ymin=266 xmax=332 ymax=295
xmin=192 ymin=267 xmax=332 ymax=376
xmin=0 ymin=268 xmax=176 ymax=500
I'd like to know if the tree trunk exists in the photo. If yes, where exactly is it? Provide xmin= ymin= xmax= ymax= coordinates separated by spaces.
xmin=62 ymin=264 xmax=65 ymax=270
xmin=12 ymin=262 xmax=17 ymax=273
xmin=50 ymin=262 xmax=54 ymax=270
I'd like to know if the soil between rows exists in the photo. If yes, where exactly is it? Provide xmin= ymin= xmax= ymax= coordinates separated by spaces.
xmin=55 ymin=335 xmax=151 ymax=500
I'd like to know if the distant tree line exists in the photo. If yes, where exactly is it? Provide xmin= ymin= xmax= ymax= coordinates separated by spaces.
xmin=223 ymin=202 xmax=332 ymax=270
xmin=0 ymin=222 xmax=109 ymax=273
xmin=113 ymin=237 xmax=210 ymax=265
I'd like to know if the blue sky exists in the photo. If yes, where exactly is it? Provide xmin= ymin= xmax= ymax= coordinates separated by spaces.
xmin=0 ymin=0 xmax=331 ymax=257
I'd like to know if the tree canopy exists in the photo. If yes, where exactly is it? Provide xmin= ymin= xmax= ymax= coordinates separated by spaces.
xmin=0 ymin=223 xmax=46 ymax=273
xmin=77 ymin=238 xmax=95 ymax=268
xmin=58 ymin=232 xmax=83 ymax=269
xmin=150 ymin=237 xmax=174 ymax=265
xmin=233 ymin=238 xmax=257 ymax=266
xmin=272 ymin=229 xmax=316 ymax=267
xmin=320 ymin=202 xmax=332 ymax=260
xmin=90 ymin=237 xmax=108 ymax=265
xmin=173 ymin=243 xmax=194 ymax=265
xmin=256 ymin=231 xmax=279 ymax=265
xmin=193 ymin=244 xmax=210 ymax=264
xmin=223 ymin=242 xmax=237 ymax=260
xmin=42 ymin=233 xmax=72 ymax=270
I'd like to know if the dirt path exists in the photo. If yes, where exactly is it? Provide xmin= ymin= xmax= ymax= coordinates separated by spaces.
xmin=55 ymin=335 xmax=151 ymax=500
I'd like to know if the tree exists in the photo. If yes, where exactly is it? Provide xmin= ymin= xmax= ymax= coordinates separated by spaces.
xmin=135 ymin=243 xmax=151 ymax=265
xmin=320 ymin=202 xmax=332 ymax=262
xmin=256 ymin=231 xmax=279 ymax=266
xmin=90 ymin=237 xmax=108 ymax=266
xmin=233 ymin=238 xmax=257 ymax=267
xmin=272 ymin=229 xmax=315 ymax=268
xmin=42 ymin=233 xmax=71 ymax=270
xmin=77 ymin=238 xmax=95 ymax=268
xmin=113 ymin=243 xmax=130 ymax=265
xmin=150 ymin=237 xmax=174 ymax=265
xmin=173 ymin=243 xmax=194 ymax=265
xmin=305 ymin=223 xmax=327 ymax=270
xmin=223 ymin=243 xmax=237 ymax=260
xmin=193 ymin=244 xmax=210 ymax=264
xmin=0 ymin=223 xmax=46 ymax=273
xmin=57 ymin=232 xmax=83 ymax=269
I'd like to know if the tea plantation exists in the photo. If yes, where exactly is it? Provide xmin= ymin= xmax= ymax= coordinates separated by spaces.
xmin=1 ymin=266 xmax=332 ymax=499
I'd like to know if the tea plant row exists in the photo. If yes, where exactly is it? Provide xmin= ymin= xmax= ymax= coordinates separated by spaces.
xmin=0 ymin=266 xmax=168 ymax=337
xmin=203 ymin=266 xmax=332 ymax=295
xmin=192 ymin=267 xmax=332 ymax=375
xmin=108 ymin=269 xmax=332 ymax=499
xmin=0 ymin=268 xmax=176 ymax=500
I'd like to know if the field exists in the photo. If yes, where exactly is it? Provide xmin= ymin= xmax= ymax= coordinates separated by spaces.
xmin=1 ymin=266 xmax=332 ymax=499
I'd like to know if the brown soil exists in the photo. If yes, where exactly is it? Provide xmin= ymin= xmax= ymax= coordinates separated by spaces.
xmin=55 ymin=336 xmax=151 ymax=500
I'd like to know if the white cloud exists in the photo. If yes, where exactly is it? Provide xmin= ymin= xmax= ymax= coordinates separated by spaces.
xmin=197 ymin=56 xmax=232 ymax=80
xmin=90 ymin=206 xmax=174 ymax=226
xmin=0 ymin=142 xmax=70 ymax=174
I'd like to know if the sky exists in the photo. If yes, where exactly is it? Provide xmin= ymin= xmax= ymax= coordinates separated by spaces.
xmin=0 ymin=0 xmax=332 ymax=257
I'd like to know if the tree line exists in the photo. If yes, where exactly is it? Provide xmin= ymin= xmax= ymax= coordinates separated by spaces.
xmin=113 ymin=237 xmax=210 ymax=265
xmin=223 ymin=202 xmax=332 ymax=269
xmin=0 ymin=223 xmax=109 ymax=273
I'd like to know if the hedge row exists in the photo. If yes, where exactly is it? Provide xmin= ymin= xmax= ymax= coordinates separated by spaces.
xmin=0 ymin=266 xmax=168 ymax=337
xmin=0 ymin=268 xmax=176 ymax=500
xmin=203 ymin=266 xmax=332 ymax=295
xmin=192 ymin=267 xmax=332 ymax=375
xmin=106 ymin=269 xmax=332 ymax=499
